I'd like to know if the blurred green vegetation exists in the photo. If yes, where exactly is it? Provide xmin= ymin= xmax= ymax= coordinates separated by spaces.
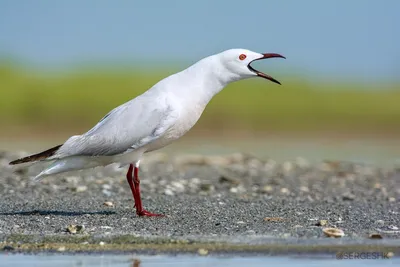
xmin=0 ymin=64 xmax=399 ymax=135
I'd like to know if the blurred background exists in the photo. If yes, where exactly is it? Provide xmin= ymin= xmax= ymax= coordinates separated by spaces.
xmin=0 ymin=0 xmax=399 ymax=164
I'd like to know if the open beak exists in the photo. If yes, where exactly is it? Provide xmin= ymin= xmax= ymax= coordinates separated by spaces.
xmin=247 ymin=53 xmax=286 ymax=85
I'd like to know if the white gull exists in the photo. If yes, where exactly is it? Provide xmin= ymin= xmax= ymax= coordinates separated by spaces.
xmin=10 ymin=48 xmax=285 ymax=216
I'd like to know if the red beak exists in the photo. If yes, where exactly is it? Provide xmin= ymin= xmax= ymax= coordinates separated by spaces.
xmin=247 ymin=53 xmax=286 ymax=85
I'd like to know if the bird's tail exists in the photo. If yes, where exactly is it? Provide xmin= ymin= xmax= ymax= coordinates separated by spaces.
xmin=32 ymin=156 xmax=106 ymax=182
xmin=9 ymin=144 xmax=62 ymax=165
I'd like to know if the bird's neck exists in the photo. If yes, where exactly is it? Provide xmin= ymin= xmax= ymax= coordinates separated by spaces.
xmin=173 ymin=56 xmax=240 ymax=105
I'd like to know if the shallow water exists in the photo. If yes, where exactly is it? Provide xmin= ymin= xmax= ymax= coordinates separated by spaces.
xmin=0 ymin=254 xmax=398 ymax=267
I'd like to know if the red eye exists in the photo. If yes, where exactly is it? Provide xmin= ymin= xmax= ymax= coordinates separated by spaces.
xmin=239 ymin=54 xmax=246 ymax=60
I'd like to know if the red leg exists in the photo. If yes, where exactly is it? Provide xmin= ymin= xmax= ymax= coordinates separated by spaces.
xmin=126 ymin=164 xmax=137 ymax=208
xmin=126 ymin=164 xmax=164 ymax=217
xmin=133 ymin=166 xmax=164 ymax=217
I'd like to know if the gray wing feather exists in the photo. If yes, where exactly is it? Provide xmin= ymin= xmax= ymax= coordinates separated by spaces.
xmin=56 ymin=94 xmax=179 ymax=157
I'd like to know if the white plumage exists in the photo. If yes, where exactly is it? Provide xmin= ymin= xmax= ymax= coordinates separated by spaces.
xmin=11 ymin=48 xmax=285 ymax=216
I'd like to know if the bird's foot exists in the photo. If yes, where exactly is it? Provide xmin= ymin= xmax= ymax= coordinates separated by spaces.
xmin=136 ymin=209 xmax=165 ymax=217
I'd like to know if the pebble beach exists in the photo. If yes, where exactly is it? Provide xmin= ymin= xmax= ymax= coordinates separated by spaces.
xmin=0 ymin=150 xmax=399 ymax=254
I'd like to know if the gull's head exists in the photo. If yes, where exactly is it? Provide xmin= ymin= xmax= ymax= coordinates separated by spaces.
xmin=216 ymin=48 xmax=285 ymax=85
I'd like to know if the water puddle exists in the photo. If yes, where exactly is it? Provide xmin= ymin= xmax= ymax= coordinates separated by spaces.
xmin=0 ymin=253 xmax=398 ymax=267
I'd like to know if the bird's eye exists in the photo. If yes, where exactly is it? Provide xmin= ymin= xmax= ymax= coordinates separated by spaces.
xmin=239 ymin=54 xmax=246 ymax=60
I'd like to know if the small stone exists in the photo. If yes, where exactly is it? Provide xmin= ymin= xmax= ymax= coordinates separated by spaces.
xmin=57 ymin=246 xmax=66 ymax=252
xmin=199 ymin=183 xmax=214 ymax=192
xmin=197 ymin=248 xmax=208 ymax=256
xmin=76 ymin=225 xmax=85 ymax=233
xmin=75 ymin=185 xmax=88 ymax=193
xmin=262 ymin=185 xmax=273 ymax=193
xmin=102 ymin=189 xmax=112 ymax=197
xmin=375 ymin=220 xmax=385 ymax=226
xmin=67 ymin=225 xmax=77 ymax=234
xmin=388 ymin=197 xmax=396 ymax=202
xmin=102 ymin=184 xmax=112 ymax=190
xmin=103 ymin=201 xmax=114 ymax=207
xmin=315 ymin=220 xmax=328 ymax=226
xmin=323 ymin=228 xmax=344 ymax=238
xmin=299 ymin=186 xmax=309 ymax=192
xmin=388 ymin=225 xmax=399 ymax=230
xmin=164 ymin=188 xmax=174 ymax=196
xmin=236 ymin=221 xmax=246 ymax=224
xmin=99 ymin=241 xmax=105 ymax=246
xmin=280 ymin=188 xmax=290 ymax=194
xmin=342 ymin=193 xmax=355 ymax=201
xmin=230 ymin=187 xmax=238 ymax=193
xmin=66 ymin=224 xmax=85 ymax=234
xmin=171 ymin=181 xmax=185 ymax=193
xmin=65 ymin=176 xmax=79 ymax=184
xmin=369 ymin=233 xmax=383 ymax=239
xmin=245 ymin=230 xmax=256 ymax=235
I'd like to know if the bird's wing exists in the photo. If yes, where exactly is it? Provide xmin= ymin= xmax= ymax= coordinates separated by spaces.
xmin=55 ymin=94 xmax=180 ymax=158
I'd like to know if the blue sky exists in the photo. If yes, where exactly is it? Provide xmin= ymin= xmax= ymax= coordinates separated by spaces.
xmin=0 ymin=0 xmax=399 ymax=82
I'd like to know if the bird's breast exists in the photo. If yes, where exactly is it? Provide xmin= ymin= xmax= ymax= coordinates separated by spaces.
xmin=172 ymin=103 xmax=206 ymax=136
xmin=144 ymin=103 xmax=206 ymax=152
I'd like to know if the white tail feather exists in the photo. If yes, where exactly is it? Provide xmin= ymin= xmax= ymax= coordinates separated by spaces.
xmin=32 ymin=156 xmax=108 ymax=182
